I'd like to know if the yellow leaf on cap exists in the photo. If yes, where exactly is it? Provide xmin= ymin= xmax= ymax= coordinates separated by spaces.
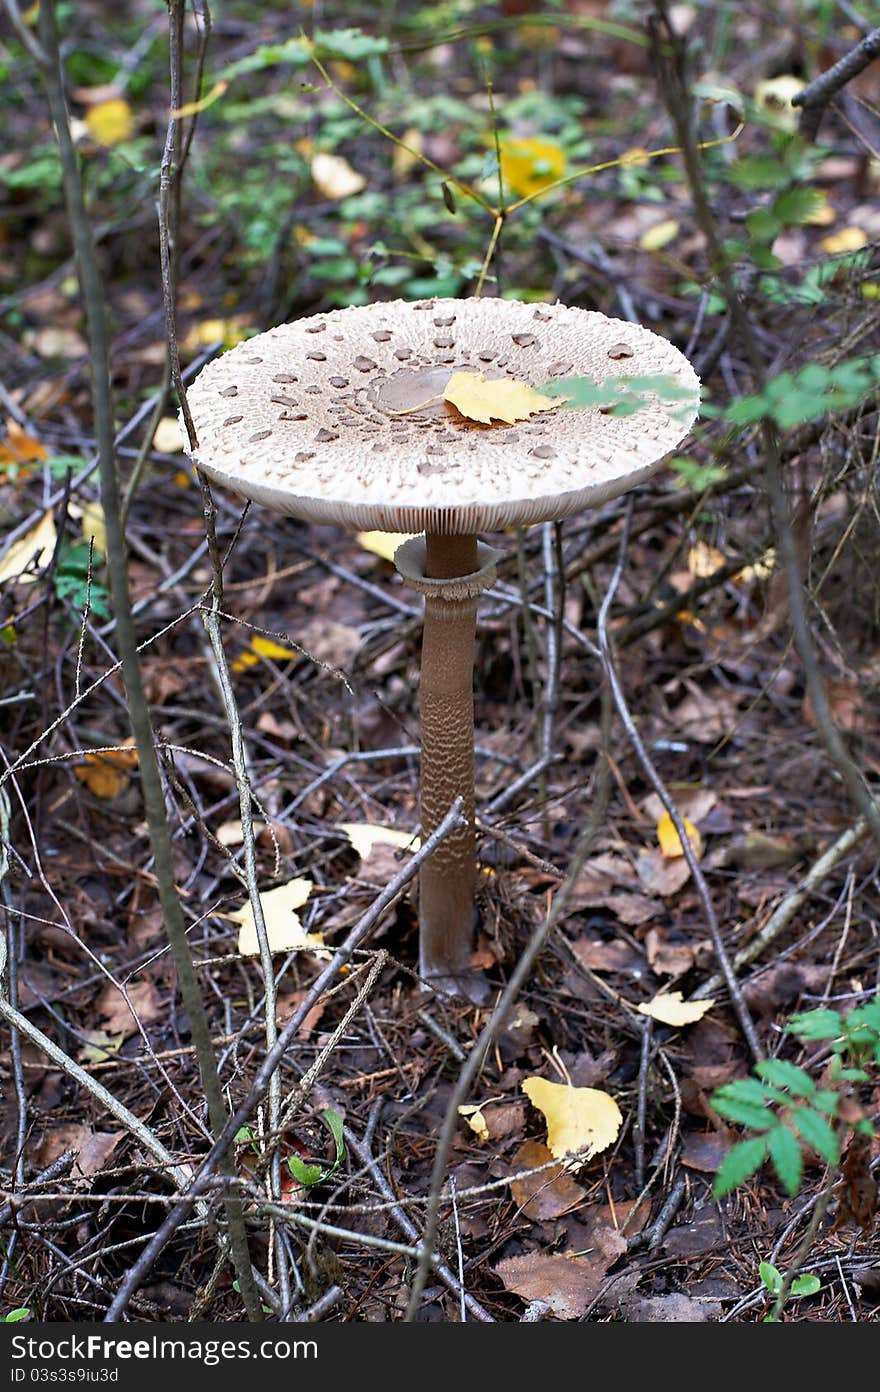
xmin=227 ymin=878 xmax=324 ymax=957
xmin=311 ymin=152 xmax=366 ymax=200
xmin=657 ymin=811 xmax=702 ymax=859
xmin=84 ymin=98 xmax=134 ymax=147
xmin=443 ymin=372 xmax=560 ymax=425
xmin=356 ymin=531 xmax=417 ymax=563
xmin=0 ymin=511 xmax=57 ymax=586
xmin=339 ymin=823 xmax=420 ymax=859
xmin=636 ymin=990 xmax=714 ymax=1026
xmin=522 ymin=1076 xmax=622 ymax=1161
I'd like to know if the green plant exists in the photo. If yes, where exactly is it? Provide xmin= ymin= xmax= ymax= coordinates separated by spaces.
xmin=53 ymin=540 xmax=110 ymax=619
xmin=287 ymin=1107 xmax=345 ymax=1188
xmin=711 ymin=997 xmax=879 ymax=1200
xmin=759 ymin=1261 xmax=821 ymax=1321
xmin=2 ymin=1308 xmax=30 ymax=1322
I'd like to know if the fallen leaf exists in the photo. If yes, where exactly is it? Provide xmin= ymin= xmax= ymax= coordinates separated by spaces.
xmin=820 ymin=226 xmax=868 ymax=255
xmin=643 ymin=786 xmax=717 ymax=826
xmin=392 ymin=127 xmax=423 ymax=181
xmin=0 ymin=419 xmax=48 ymax=469
xmin=688 ymin=541 xmax=726 ymax=578
xmin=494 ymin=1250 xmax=609 ymax=1320
xmin=572 ymin=937 xmax=642 ymax=974
xmin=639 ymin=218 xmax=679 ymax=251
xmin=356 ymin=530 xmax=417 ymax=563
xmin=225 ymin=878 xmax=324 ymax=957
xmin=498 ymin=135 xmax=566 ymax=199
xmin=39 ymin=1125 xmax=124 ymax=1178
xmin=95 ymin=978 xmax=162 ymax=1039
xmin=0 ymin=511 xmax=57 ymax=585
xmin=657 ymin=811 xmax=702 ymax=859
xmin=645 ymin=928 xmax=694 ymax=978
xmin=636 ymin=990 xmax=714 ymax=1026
xmin=181 ymin=317 xmax=250 ymax=353
xmin=78 ymin=1028 xmax=125 ymax=1064
xmin=635 ymin=846 xmax=692 ymax=898
xmin=339 ymin=823 xmax=420 ymax=858
xmin=73 ymin=741 xmax=139 ymax=800
xmin=458 ymin=1104 xmax=490 ymax=1142
xmin=443 ymin=371 xmax=560 ymax=425
xmin=28 ymin=326 xmax=88 ymax=359
xmin=84 ymin=98 xmax=134 ymax=146
xmin=618 ymin=1291 xmax=721 ymax=1322
xmin=522 ymin=1076 xmax=622 ymax=1162
xmin=79 ymin=500 xmax=107 ymax=556
xmin=311 ymin=152 xmax=366 ymax=200
xmin=508 ymin=1140 xmax=588 ymax=1220
xmin=152 ymin=416 xmax=184 ymax=453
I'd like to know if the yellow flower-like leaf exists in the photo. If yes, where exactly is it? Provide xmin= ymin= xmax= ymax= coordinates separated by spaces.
xmin=499 ymin=136 xmax=566 ymax=199
xmin=443 ymin=372 xmax=560 ymax=425
xmin=84 ymin=99 xmax=134 ymax=147
xmin=226 ymin=878 xmax=324 ymax=957
xmin=522 ymin=1077 xmax=622 ymax=1162
xmin=656 ymin=811 xmax=702 ymax=859
xmin=458 ymin=1104 xmax=489 ymax=1142
xmin=636 ymin=991 xmax=714 ymax=1026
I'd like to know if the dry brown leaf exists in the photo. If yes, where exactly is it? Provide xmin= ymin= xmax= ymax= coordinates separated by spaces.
xmin=95 ymin=978 xmax=162 ymax=1039
xmin=443 ymin=371 xmax=560 ymax=425
xmin=508 ymin=1140 xmax=587 ymax=1221
xmin=494 ymin=1250 xmax=611 ymax=1320
xmin=0 ymin=419 xmax=49 ymax=468
xmin=644 ymin=928 xmax=694 ymax=979
xmin=39 ymin=1125 xmax=124 ymax=1178
xmin=635 ymin=846 xmax=692 ymax=898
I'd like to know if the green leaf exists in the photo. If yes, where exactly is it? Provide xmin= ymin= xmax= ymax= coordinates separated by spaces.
xmin=713 ymin=1135 xmax=770 ymax=1199
xmin=756 ymin=1058 xmax=815 ymax=1097
xmin=288 ymin=1155 xmax=323 ymax=1187
xmin=710 ymin=1083 xmax=775 ymax=1130
xmin=768 ymin=1126 xmax=803 ymax=1196
xmin=772 ymin=186 xmax=826 ymax=225
xmin=790 ymin=1107 xmax=839 ymax=1166
xmin=788 ymin=1008 xmax=843 ymax=1042
xmin=746 ymin=208 xmax=781 ymax=243
xmin=811 ymin=1089 xmax=841 ymax=1117
xmin=759 ymin=1261 xmax=782 ymax=1294
xmin=320 ymin=1107 xmax=346 ymax=1181
xmin=791 ymin=1274 xmax=821 ymax=1297
xmin=2 ymin=1309 xmax=30 ymax=1322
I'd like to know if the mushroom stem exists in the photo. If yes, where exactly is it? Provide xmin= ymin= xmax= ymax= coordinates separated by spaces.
xmin=418 ymin=532 xmax=480 ymax=990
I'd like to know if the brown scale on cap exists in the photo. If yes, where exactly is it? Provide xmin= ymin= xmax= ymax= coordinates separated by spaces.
xmin=185 ymin=295 xmax=699 ymax=541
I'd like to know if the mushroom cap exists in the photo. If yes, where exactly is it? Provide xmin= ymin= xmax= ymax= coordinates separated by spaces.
xmin=184 ymin=298 xmax=699 ymax=534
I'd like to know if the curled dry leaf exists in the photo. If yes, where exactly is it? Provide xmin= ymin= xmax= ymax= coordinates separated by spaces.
xmin=636 ymin=990 xmax=715 ymax=1026
xmin=443 ymin=371 xmax=561 ymax=425
xmin=522 ymin=1076 xmax=622 ymax=1162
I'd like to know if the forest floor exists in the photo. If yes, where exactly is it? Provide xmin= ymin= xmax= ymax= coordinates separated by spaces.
xmin=1 ymin=1 xmax=879 ymax=1323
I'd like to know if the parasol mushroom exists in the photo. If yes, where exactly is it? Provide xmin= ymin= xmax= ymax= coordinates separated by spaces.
xmin=184 ymin=298 xmax=699 ymax=997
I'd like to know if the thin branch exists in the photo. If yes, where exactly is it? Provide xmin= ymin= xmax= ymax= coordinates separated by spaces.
xmin=792 ymin=25 xmax=880 ymax=141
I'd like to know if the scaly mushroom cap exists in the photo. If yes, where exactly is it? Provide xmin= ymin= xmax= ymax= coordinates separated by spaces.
xmin=184 ymin=298 xmax=699 ymax=534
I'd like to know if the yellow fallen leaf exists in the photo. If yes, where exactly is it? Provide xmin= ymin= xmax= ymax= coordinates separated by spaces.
xmin=170 ymin=79 xmax=228 ymax=118
xmin=181 ymin=317 xmax=249 ymax=352
xmin=78 ymin=1029 xmax=126 ymax=1064
xmin=636 ymin=990 xmax=714 ymax=1026
xmin=152 ymin=416 xmax=184 ymax=454
xmin=79 ymin=499 xmax=107 ymax=556
xmin=227 ymin=878 xmax=325 ymax=957
xmin=339 ymin=823 xmax=420 ymax=859
xmin=738 ymin=546 xmax=776 ymax=582
xmin=0 ymin=419 xmax=48 ymax=469
xmin=656 ymin=811 xmax=702 ymax=859
xmin=753 ymin=75 xmax=805 ymax=130
xmin=84 ymin=98 xmax=134 ymax=147
xmin=231 ymin=649 xmax=260 ymax=673
xmin=820 ymin=226 xmax=867 ymax=255
xmin=688 ymin=541 xmax=726 ymax=578
xmin=250 ymin=635 xmax=298 ymax=661
xmin=74 ymin=741 xmax=138 ymax=800
xmin=499 ymin=136 xmax=566 ymax=199
xmin=522 ymin=1077 xmax=622 ymax=1162
xmin=356 ymin=531 xmax=418 ymax=563
xmin=311 ymin=152 xmax=366 ymax=200
xmin=639 ymin=218 xmax=679 ymax=252
xmin=458 ymin=1104 xmax=489 ymax=1142
xmin=444 ymin=371 xmax=560 ymax=426
xmin=0 ymin=511 xmax=57 ymax=586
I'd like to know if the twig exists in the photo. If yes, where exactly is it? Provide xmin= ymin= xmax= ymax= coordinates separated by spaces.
xmin=694 ymin=801 xmax=880 ymax=998
xmin=652 ymin=0 xmax=880 ymax=851
xmin=34 ymin=0 xmax=261 ymax=1319
xmin=792 ymin=25 xmax=880 ymax=141
xmin=101 ymin=799 xmax=466 ymax=1322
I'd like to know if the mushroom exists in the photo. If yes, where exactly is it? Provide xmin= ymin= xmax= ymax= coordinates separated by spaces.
xmin=184 ymin=298 xmax=699 ymax=997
